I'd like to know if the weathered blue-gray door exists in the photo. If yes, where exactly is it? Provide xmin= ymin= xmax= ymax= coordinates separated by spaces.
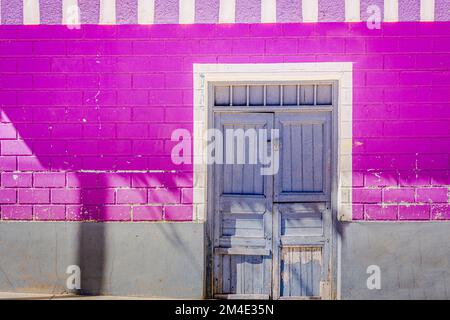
xmin=211 ymin=84 xmax=334 ymax=299
xmin=213 ymin=112 xmax=274 ymax=299
xmin=273 ymin=112 xmax=332 ymax=299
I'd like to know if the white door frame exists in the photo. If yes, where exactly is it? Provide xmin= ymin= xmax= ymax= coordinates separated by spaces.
xmin=192 ymin=62 xmax=353 ymax=299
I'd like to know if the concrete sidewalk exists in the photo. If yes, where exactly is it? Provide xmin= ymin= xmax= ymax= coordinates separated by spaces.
xmin=0 ymin=292 xmax=165 ymax=300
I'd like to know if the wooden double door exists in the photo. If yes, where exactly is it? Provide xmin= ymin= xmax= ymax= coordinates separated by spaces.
xmin=211 ymin=111 xmax=334 ymax=299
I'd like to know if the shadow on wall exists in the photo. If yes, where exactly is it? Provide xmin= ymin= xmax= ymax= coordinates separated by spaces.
xmin=0 ymin=101 xmax=194 ymax=293
xmin=0 ymin=23 xmax=197 ymax=295
xmin=0 ymin=38 xmax=194 ymax=293
xmin=0 ymin=102 xmax=195 ymax=293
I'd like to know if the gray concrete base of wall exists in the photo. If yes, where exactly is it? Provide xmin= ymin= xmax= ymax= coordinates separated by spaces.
xmin=1 ymin=221 xmax=450 ymax=299
xmin=0 ymin=222 xmax=204 ymax=298
xmin=340 ymin=222 xmax=450 ymax=300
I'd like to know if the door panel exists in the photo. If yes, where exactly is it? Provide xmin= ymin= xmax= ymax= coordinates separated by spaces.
xmin=273 ymin=203 xmax=331 ymax=299
xmin=280 ymin=247 xmax=322 ymax=298
xmin=274 ymin=112 xmax=331 ymax=202
xmin=278 ymin=203 xmax=328 ymax=240
xmin=222 ymin=213 xmax=264 ymax=237
xmin=281 ymin=211 xmax=323 ymax=237
xmin=216 ymin=254 xmax=272 ymax=298
xmin=213 ymin=113 xmax=274 ymax=298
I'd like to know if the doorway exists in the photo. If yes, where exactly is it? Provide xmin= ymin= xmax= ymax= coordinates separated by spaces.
xmin=209 ymin=82 xmax=336 ymax=299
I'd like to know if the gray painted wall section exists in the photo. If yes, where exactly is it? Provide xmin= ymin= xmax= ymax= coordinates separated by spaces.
xmin=0 ymin=222 xmax=204 ymax=298
xmin=1 ymin=221 xmax=450 ymax=299
xmin=340 ymin=222 xmax=450 ymax=300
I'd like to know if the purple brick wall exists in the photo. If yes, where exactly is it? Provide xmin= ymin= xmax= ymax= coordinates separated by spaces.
xmin=1 ymin=0 xmax=23 ymax=24
xmin=0 ymin=0 xmax=448 ymax=24
xmin=277 ymin=0 xmax=302 ymax=22
xmin=79 ymin=0 xmax=100 ymax=24
xmin=154 ymin=0 xmax=179 ymax=24
xmin=436 ymin=0 xmax=450 ymax=21
xmin=319 ymin=0 xmax=345 ymax=22
xmin=399 ymin=0 xmax=421 ymax=21
xmin=40 ymin=0 xmax=62 ymax=24
xmin=236 ymin=0 xmax=261 ymax=23
xmin=0 ymin=22 xmax=449 ymax=222
xmin=195 ymin=0 xmax=220 ymax=23
xmin=117 ymin=0 xmax=138 ymax=24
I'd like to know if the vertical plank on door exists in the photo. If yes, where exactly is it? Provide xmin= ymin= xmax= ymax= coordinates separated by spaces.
xmin=282 ymin=124 xmax=292 ymax=191
xmin=242 ymin=125 xmax=255 ymax=194
xmin=222 ymin=254 xmax=231 ymax=293
xmin=291 ymin=124 xmax=303 ymax=191
xmin=302 ymin=124 xmax=314 ymax=191
xmin=313 ymin=124 xmax=324 ymax=192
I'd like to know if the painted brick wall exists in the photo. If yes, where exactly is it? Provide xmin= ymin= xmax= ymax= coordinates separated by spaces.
xmin=2 ymin=0 xmax=450 ymax=24
xmin=0 ymin=22 xmax=449 ymax=221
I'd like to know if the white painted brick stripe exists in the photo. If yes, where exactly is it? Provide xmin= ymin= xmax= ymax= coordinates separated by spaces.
xmin=138 ymin=0 xmax=155 ymax=24
xmin=261 ymin=0 xmax=277 ymax=23
xmin=219 ymin=0 xmax=235 ymax=23
xmin=420 ymin=0 xmax=435 ymax=21
xmin=100 ymin=0 xmax=116 ymax=24
xmin=62 ymin=0 xmax=80 ymax=25
xmin=345 ymin=0 xmax=360 ymax=22
xmin=179 ymin=0 xmax=195 ymax=24
xmin=23 ymin=0 xmax=40 ymax=25
xmin=302 ymin=0 xmax=318 ymax=23
xmin=384 ymin=0 xmax=398 ymax=22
